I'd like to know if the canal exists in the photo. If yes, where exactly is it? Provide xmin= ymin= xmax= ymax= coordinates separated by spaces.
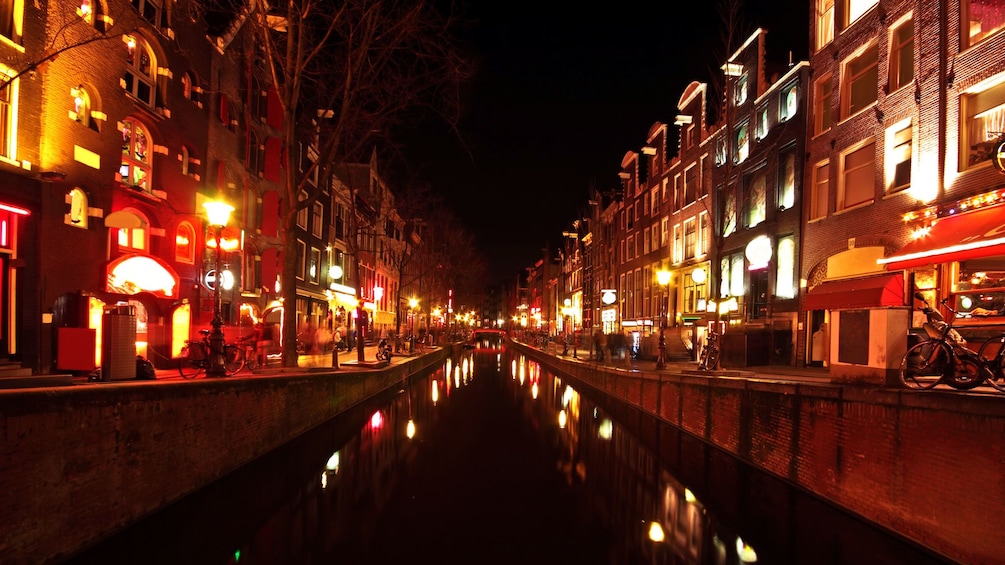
xmin=71 ymin=343 xmax=954 ymax=564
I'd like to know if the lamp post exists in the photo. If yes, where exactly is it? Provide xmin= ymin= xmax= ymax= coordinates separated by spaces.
xmin=655 ymin=269 xmax=671 ymax=369
xmin=204 ymin=200 xmax=234 ymax=377
xmin=409 ymin=297 xmax=418 ymax=353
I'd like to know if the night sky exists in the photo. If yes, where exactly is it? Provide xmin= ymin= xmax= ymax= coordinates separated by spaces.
xmin=403 ymin=1 xmax=809 ymax=285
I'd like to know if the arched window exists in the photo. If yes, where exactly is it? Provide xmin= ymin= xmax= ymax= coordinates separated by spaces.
xmin=116 ymin=209 xmax=148 ymax=251
xmin=70 ymin=85 xmax=99 ymax=131
xmin=120 ymin=118 xmax=152 ymax=192
xmin=78 ymin=0 xmax=107 ymax=32
xmin=175 ymin=221 xmax=195 ymax=263
xmin=66 ymin=187 xmax=88 ymax=228
xmin=123 ymin=34 xmax=156 ymax=107
xmin=180 ymin=145 xmax=200 ymax=180
xmin=181 ymin=73 xmax=191 ymax=100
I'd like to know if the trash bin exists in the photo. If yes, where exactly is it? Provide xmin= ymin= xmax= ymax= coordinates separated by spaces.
xmin=102 ymin=305 xmax=137 ymax=381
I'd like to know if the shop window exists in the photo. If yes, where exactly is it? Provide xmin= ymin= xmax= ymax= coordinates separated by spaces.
xmin=954 ymin=259 xmax=1005 ymax=317
xmin=735 ymin=121 xmax=749 ymax=163
xmin=776 ymin=236 xmax=796 ymax=298
xmin=814 ymin=74 xmax=833 ymax=135
xmin=842 ymin=42 xmax=878 ymax=118
xmin=721 ymin=253 xmax=745 ymax=298
xmin=965 ymin=0 xmax=1005 ymax=48
xmin=124 ymin=35 xmax=156 ymax=107
xmin=779 ymin=82 xmax=798 ymax=121
xmin=889 ymin=17 xmax=914 ymax=92
xmin=119 ymin=118 xmax=152 ymax=193
xmin=745 ymin=170 xmax=767 ymax=228
xmin=961 ymin=78 xmax=1005 ymax=169
xmin=778 ymin=150 xmax=796 ymax=210
xmin=175 ymin=221 xmax=195 ymax=263
xmin=66 ymin=187 xmax=88 ymax=228
xmin=839 ymin=140 xmax=875 ymax=209
xmin=844 ymin=0 xmax=878 ymax=28
xmin=811 ymin=160 xmax=829 ymax=220
xmin=816 ymin=0 xmax=834 ymax=50
xmin=886 ymin=121 xmax=912 ymax=192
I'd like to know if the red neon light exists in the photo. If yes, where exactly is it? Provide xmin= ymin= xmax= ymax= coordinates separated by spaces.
xmin=0 ymin=203 xmax=29 ymax=216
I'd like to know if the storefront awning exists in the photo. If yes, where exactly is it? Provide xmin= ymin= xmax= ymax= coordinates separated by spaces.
xmin=802 ymin=274 xmax=905 ymax=311
xmin=878 ymin=205 xmax=1005 ymax=270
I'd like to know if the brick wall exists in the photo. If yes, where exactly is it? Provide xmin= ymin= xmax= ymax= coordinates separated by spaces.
xmin=522 ymin=343 xmax=1005 ymax=565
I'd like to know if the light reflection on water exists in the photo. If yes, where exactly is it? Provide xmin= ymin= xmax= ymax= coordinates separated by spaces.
xmin=75 ymin=343 xmax=951 ymax=565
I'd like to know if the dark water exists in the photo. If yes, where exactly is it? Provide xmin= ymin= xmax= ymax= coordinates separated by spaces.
xmin=72 ymin=343 xmax=954 ymax=564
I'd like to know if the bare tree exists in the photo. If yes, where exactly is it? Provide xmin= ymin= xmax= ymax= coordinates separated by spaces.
xmin=238 ymin=0 xmax=467 ymax=365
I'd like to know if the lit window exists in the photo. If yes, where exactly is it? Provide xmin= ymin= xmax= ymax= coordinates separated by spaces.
xmin=746 ymin=171 xmax=767 ymax=228
xmin=296 ymin=239 xmax=306 ymax=280
xmin=309 ymin=247 xmax=320 ymax=284
xmin=776 ymin=236 xmax=796 ymax=298
xmin=961 ymin=79 xmax=1005 ymax=169
xmin=844 ymin=0 xmax=878 ymax=28
xmin=0 ymin=0 xmax=23 ymax=45
xmin=886 ymin=121 xmax=912 ymax=192
xmin=672 ymin=224 xmax=682 ymax=263
xmin=124 ymin=35 xmax=156 ymax=107
xmin=814 ymin=74 xmax=833 ymax=135
xmin=120 ymin=118 xmax=152 ymax=192
xmin=966 ymin=0 xmax=1005 ymax=47
xmin=175 ymin=221 xmax=195 ymax=263
xmin=180 ymin=146 xmax=199 ymax=179
xmin=779 ymin=82 xmax=797 ymax=121
xmin=840 ymin=140 xmax=875 ymax=209
xmin=735 ymin=121 xmax=749 ymax=163
xmin=79 ymin=0 xmax=107 ymax=32
xmin=723 ymin=190 xmax=736 ymax=237
xmin=66 ymin=188 xmax=88 ymax=228
xmin=756 ymin=106 xmax=769 ymax=140
xmin=811 ymin=161 xmax=829 ymax=220
xmin=735 ymin=73 xmax=748 ymax=105
xmin=842 ymin=43 xmax=879 ymax=118
xmin=117 ymin=211 xmax=148 ymax=251
xmin=699 ymin=212 xmax=709 ymax=255
xmin=778 ymin=151 xmax=796 ymax=210
xmin=889 ymin=18 xmax=914 ymax=92
xmin=71 ymin=85 xmax=98 ymax=131
xmin=181 ymin=73 xmax=191 ymax=100
xmin=683 ymin=218 xmax=696 ymax=260
xmin=816 ymin=0 xmax=834 ymax=50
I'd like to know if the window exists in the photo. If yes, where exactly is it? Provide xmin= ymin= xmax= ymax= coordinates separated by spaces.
xmin=699 ymin=212 xmax=710 ymax=255
xmin=120 ymin=118 xmax=152 ymax=192
xmin=181 ymin=73 xmax=191 ymax=100
xmin=842 ymin=43 xmax=879 ymax=118
xmin=886 ymin=121 xmax=912 ymax=192
xmin=248 ymin=132 xmax=264 ymax=176
xmin=650 ymin=187 xmax=659 ymax=215
xmin=180 ymin=146 xmax=200 ymax=179
xmin=0 ymin=0 xmax=23 ymax=45
xmin=776 ymin=236 xmax=796 ymax=298
xmin=66 ymin=188 xmax=88 ymax=228
xmin=735 ymin=121 xmax=749 ymax=163
xmin=715 ymin=136 xmax=728 ymax=166
xmin=756 ymin=106 xmax=769 ymax=140
xmin=814 ymin=74 xmax=833 ymax=134
xmin=811 ymin=161 xmax=829 ymax=220
xmin=311 ymin=202 xmax=323 ymax=237
xmin=124 ymin=35 xmax=156 ymax=107
xmin=131 ymin=0 xmax=160 ymax=26
xmin=735 ymin=73 xmax=748 ymax=105
xmin=684 ymin=165 xmax=697 ymax=205
xmin=779 ymin=150 xmax=796 ymax=210
xmin=660 ymin=217 xmax=668 ymax=247
xmin=779 ymin=82 xmax=798 ymax=121
xmin=334 ymin=201 xmax=346 ymax=240
xmin=176 ymin=222 xmax=195 ymax=263
xmin=296 ymin=191 xmax=308 ymax=228
xmin=966 ymin=0 xmax=1005 ymax=47
xmin=816 ymin=0 xmax=834 ymax=50
xmin=650 ymin=222 xmax=659 ymax=251
xmin=962 ymin=79 xmax=1005 ymax=169
xmin=844 ymin=0 xmax=878 ymax=28
xmin=723 ymin=190 xmax=737 ymax=237
xmin=626 ymin=235 xmax=634 ymax=260
xmin=746 ymin=171 xmax=767 ymax=228
xmin=890 ymin=18 xmax=914 ymax=92
xmin=296 ymin=239 xmax=306 ymax=280
xmin=672 ymin=224 xmax=682 ymax=263
xmin=643 ymin=227 xmax=651 ymax=255
xmin=840 ymin=140 xmax=875 ymax=209
xmin=721 ymin=253 xmax=745 ymax=298
xmin=117 ymin=210 xmax=148 ymax=251
xmin=0 ymin=67 xmax=17 ymax=160
xmin=79 ymin=0 xmax=108 ymax=33
xmin=309 ymin=247 xmax=320 ymax=284
xmin=673 ymin=174 xmax=682 ymax=210
xmin=684 ymin=218 xmax=696 ymax=260
xmin=70 ymin=85 xmax=98 ymax=132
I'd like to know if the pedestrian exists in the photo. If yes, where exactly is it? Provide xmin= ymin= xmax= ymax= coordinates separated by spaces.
xmin=255 ymin=322 xmax=274 ymax=367
xmin=599 ymin=331 xmax=608 ymax=362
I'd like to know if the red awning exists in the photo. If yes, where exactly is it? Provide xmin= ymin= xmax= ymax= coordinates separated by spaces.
xmin=802 ymin=274 xmax=905 ymax=311
xmin=878 ymin=205 xmax=1005 ymax=270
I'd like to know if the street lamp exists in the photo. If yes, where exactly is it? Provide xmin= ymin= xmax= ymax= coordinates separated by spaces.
xmin=656 ymin=269 xmax=672 ymax=369
xmin=409 ymin=297 xmax=419 ymax=353
xmin=204 ymin=199 xmax=234 ymax=377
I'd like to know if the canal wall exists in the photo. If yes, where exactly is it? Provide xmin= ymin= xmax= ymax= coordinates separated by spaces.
xmin=513 ymin=342 xmax=1005 ymax=565
xmin=0 ymin=348 xmax=451 ymax=565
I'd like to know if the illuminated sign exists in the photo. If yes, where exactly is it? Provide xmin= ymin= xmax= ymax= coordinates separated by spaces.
xmin=995 ymin=138 xmax=1005 ymax=174
xmin=601 ymin=289 xmax=617 ymax=305
xmin=204 ymin=269 xmax=234 ymax=292
xmin=745 ymin=235 xmax=773 ymax=270
xmin=107 ymin=254 xmax=179 ymax=298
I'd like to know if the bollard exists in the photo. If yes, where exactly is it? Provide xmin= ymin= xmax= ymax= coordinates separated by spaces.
xmin=332 ymin=345 xmax=339 ymax=369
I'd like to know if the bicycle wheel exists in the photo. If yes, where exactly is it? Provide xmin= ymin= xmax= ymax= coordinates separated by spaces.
xmin=899 ymin=340 xmax=950 ymax=390
xmin=223 ymin=344 xmax=245 ymax=375
xmin=977 ymin=336 xmax=1005 ymax=392
xmin=178 ymin=344 xmax=205 ymax=379
xmin=244 ymin=347 xmax=260 ymax=371
xmin=705 ymin=346 xmax=720 ymax=371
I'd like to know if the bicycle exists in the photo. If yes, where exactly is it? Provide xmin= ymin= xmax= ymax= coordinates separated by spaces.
xmin=178 ymin=329 xmax=245 ymax=378
xmin=899 ymin=293 xmax=1003 ymax=392
xmin=977 ymin=332 xmax=1005 ymax=391
xmin=698 ymin=328 xmax=720 ymax=371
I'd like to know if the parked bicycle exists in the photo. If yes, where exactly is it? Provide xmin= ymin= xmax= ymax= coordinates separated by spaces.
xmin=977 ymin=331 xmax=1005 ymax=391
xmin=899 ymin=293 xmax=1005 ymax=392
xmin=178 ymin=329 xmax=245 ymax=378
xmin=698 ymin=328 xmax=720 ymax=371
